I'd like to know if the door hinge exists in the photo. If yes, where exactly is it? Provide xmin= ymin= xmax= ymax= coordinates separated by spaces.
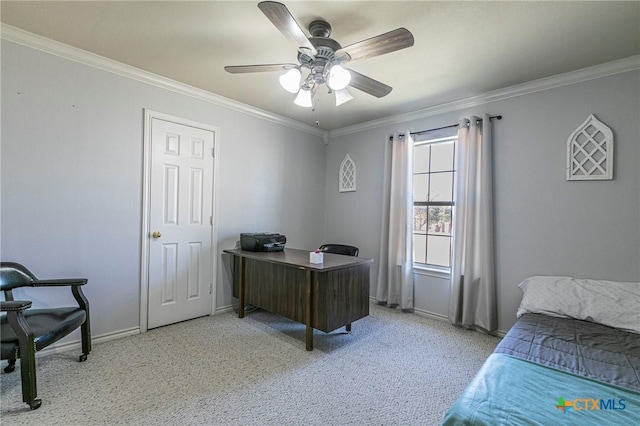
xmin=210 ymin=216 xmax=213 ymax=225
xmin=209 ymin=283 xmax=213 ymax=294
xmin=212 ymin=147 xmax=215 ymax=157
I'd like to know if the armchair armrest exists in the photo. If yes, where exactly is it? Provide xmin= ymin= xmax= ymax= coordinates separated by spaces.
xmin=33 ymin=278 xmax=88 ymax=287
xmin=28 ymin=279 xmax=89 ymax=314
xmin=0 ymin=300 xmax=32 ymax=311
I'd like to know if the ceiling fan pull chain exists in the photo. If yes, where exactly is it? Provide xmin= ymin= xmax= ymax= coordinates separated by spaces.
xmin=313 ymin=93 xmax=321 ymax=126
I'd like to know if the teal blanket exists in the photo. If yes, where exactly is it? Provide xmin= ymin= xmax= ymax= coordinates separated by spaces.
xmin=441 ymin=353 xmax=640 ymax=425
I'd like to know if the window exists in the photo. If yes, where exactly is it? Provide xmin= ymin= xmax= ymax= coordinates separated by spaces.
xmin=412 ymin=136 xmax=456 ymax=270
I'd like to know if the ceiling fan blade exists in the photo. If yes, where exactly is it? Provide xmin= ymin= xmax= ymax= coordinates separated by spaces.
xmin=347 ymin=69 xmax=392 ymax=98
xmin=337 ymin=28 xmax=414 ymax=62
xmin=258 ymin=1 xmax=318 ymax=56
xmin=224 ymin=64 xmax=297 ymax=74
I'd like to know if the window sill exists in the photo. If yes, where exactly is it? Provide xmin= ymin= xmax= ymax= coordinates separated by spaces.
xmin=413 ymin=265 xmax=451 ymax=279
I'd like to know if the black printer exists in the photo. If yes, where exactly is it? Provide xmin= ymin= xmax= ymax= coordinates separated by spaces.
xmin=240 ymin=233 xmax=286 ymax=252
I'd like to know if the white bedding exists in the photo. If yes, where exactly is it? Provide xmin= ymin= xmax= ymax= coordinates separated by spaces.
xmin=517 ymin=276 xmax=640 ymax=334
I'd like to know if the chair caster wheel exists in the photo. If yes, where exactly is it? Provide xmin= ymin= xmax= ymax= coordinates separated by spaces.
xmin=28 ymin=399 xmax=42 ymax=410
xmin=4 ymin=360 xmax=16 ymax=373
xmin=79 ymin=354 xmax=88 ymax=362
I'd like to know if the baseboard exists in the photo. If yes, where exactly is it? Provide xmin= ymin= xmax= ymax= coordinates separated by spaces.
xmin=17 ymin=307 xmax=234 ymax=361
xmin=36 ymin=326 xmax=141 ymax=358
xmin=215 ymin=305 xmax=235 ymax=315
xmin=413 ymin=307 xmax=449 ymax=323
xmin=21 ymin=302 xmax=501 ymax=363
xmin=410 ymin=306 xmax=507 ymax=337
xmin=371 ymin=299 xmax=450 ymax=323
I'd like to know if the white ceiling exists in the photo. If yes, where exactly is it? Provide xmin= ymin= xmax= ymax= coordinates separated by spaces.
xmin=2 ymin=1 xmax=639 ymax=131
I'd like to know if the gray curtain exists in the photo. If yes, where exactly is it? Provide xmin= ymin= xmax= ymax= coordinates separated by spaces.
xmin=376 ymin=132 xmax=414 ymax=311
xmin=449 ymin=114 xmax=497 ymax=331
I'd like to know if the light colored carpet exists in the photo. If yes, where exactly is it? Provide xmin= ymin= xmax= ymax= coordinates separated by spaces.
xmin=1 ymin=304 xmax=499 ymax=425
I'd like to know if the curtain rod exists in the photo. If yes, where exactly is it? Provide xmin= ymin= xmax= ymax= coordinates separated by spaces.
xmin=410 ymin=115 xmax=502 ymax=137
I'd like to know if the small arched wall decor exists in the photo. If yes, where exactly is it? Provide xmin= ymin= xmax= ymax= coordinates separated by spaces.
xmin=339 ymin=153 xmax=356 ymax=192
xmin=566 ymin=114 xmax=614 ymax=180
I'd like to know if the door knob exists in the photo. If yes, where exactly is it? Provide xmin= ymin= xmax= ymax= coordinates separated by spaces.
xmin=152 ymin=231 xmax=162 ymax=239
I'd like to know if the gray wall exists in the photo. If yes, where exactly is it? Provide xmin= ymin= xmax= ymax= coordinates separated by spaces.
xmin=2 ymin=37 xmax=638 ymax=341
xmin=1 ymin=40 xmax=326 ymax=338
xmin=325 ymin=70 xmax=640 ymax=332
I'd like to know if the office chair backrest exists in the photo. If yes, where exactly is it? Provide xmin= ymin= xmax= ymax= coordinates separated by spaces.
xmin=1 ymin=262 xmax=36 ymax=292
xmin=318 ymin=244 xmax=359 ymax=257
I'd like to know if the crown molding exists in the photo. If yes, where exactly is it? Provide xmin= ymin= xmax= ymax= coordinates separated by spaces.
xmin=3 ymin=24 xmax=637 ymax=142
xmin=329 ymin=54 xmax=640 ymax=138
xmin=0 ymin=24 xmax=325 ymax=138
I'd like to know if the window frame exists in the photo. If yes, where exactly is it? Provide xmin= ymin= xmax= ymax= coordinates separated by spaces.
xmin=412 ymin=134 xmax=457 ymax=273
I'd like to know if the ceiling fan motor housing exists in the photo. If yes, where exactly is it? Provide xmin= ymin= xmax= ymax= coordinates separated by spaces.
xmin=297 ymin=20 xmax=345 ymax=88
xmin=309 ymin=20 xmax=332 ymax=38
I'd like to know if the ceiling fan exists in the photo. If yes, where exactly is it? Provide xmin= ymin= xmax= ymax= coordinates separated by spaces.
xmin=224 ymin=1 xmax=414 ymax=108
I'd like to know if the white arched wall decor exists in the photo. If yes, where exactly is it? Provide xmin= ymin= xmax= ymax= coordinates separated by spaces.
xmin=339 ymin=153 xmax=357 ymax=192
xmin=566 ymin=114 xmax=614 ymax=180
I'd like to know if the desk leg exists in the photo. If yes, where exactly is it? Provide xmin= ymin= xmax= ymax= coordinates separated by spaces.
xmin=305 ymin=268 xmax=313 ymax=351
xmin=238 ymin=256 xmax=245 ymax=319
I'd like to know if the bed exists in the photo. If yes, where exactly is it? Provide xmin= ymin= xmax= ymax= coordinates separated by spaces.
xmin=441 ymin=276 xmax=640 ymax=425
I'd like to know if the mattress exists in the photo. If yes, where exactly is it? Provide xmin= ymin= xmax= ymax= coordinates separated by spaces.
xmin=494 ymin=313 xmax=640 ymax=392
xmin=441 ymin=313 xmax=640 ymax=425
xmin=441 ymin=353 xmax=640 ymax=425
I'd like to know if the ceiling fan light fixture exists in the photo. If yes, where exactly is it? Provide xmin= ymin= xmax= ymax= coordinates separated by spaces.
xmin=294 ymin=86 xmax=313 ymax=107
xmin=279 ymin=68 xmax=302 ymax=93
xmin=327 ymin=64 xmax=351 ymax=91
xmin=225 ymin=2 xmax=415 ymax=116
xmin=335 ymin=88 xmax=354 ymax=106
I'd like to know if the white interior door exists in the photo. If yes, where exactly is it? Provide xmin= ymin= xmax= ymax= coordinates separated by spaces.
xmin=147 ymin=117 xmax=214 ymax=329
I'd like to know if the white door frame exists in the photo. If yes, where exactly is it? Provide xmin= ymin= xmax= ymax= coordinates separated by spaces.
xmin=140 ymin=109 xmax=220 ymax=333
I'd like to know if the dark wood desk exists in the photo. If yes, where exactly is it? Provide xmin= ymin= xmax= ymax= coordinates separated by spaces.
xmin=224 ymin=248 xmax=372 ymax=350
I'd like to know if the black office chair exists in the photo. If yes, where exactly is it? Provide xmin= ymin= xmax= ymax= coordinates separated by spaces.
xmin=318 ymin=244 xmax=359 ymax=257
xmin=0 ymin=262 xmax=91 ymax=410
xmin=317 ymin=244 xmax=359 ymax=333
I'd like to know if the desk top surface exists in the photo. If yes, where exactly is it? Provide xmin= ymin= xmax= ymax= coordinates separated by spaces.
xmin=223 ymin=248 xmax=373 ymax=272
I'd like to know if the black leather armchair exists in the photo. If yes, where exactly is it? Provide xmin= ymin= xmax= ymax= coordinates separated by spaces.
xmin=0 ymin=262 xmax=91 ymax=410
xmin=318 ymin=244 xmax=359 ymax=257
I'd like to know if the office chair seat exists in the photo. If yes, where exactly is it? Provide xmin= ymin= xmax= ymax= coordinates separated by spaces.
xmin=1 ymin=307 xmax=87 ymax=359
